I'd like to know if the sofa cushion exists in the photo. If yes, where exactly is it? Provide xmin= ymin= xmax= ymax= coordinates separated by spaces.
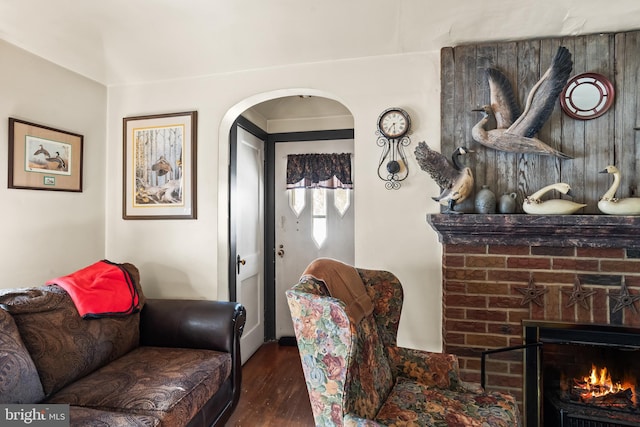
xmin=374 ymin=377 xmax=520 ymax=427
xmin=47 ymin=346 xmax=232 ymax=426
xmin=0 ymin=307 xmax=44 ymax=403
xmin=70 ymin=406 xmax=160 ymax=426
xmin=0 ymin=285 xmax=140 ymax=397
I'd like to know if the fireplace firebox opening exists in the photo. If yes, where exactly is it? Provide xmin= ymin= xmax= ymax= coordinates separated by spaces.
xmin=523 ymin=321 xmax=640 ymax=427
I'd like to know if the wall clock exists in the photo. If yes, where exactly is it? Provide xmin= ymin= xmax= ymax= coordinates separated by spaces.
xmin=377 ymin=108 xmax=411 ymax=139
xmin=376 ymin=108 xmax=412 ymax=190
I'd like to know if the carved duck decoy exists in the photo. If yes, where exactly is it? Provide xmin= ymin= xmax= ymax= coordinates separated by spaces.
xmin=414 ymin=142 xmax=474 ymax=213
xmin=472 ymin=46 xmax=573 ymax=159
xmin=523 ymin=183 xmax=586 ymax=215
xmin=598 ymin=165 xmax=640 ymax=215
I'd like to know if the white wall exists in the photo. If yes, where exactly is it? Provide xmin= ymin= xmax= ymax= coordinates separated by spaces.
xmin=106 ymin=53 xmax=445 ymax=351
xmin=0 ymin=40 xmax=107 ymax=286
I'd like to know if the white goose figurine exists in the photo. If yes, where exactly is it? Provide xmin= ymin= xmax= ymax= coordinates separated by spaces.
xmin=598 ymin=165 xmax=640 ymax=215
xmin=523 ymin=183 xmax=586 ymax=215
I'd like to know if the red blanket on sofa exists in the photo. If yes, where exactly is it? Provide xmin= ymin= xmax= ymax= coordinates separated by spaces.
xmin=46 ymin=260 xmax=140 ymax=318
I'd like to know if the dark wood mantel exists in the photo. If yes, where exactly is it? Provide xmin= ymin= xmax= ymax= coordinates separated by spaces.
xmin=427 ymin=214 xmax=640 ymax=248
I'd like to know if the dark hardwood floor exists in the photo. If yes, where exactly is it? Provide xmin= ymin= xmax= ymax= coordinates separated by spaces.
xmin=226 ymin=342 xmax=315 ymax=426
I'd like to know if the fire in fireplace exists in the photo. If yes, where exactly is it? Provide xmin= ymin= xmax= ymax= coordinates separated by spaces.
xmin=567 ymin=364 xmax=637 ymax=409
xmin=523 ymin=321 xmax=640 ymax=427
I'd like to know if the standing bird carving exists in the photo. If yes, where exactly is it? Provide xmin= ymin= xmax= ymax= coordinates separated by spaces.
xmin=414 ymin=142 xmax=474 ymax=213
xmin=472 ymin=46 xmax=573 ymax=159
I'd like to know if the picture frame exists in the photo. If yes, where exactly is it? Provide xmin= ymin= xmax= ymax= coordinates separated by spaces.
xmin=122 ymin=111 xmax=197 ymax=219
xmin=8 ymin=118 xmax=84 ymax=192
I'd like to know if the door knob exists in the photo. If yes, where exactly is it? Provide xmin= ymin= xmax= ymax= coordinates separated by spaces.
xmin=236 ymin=254 xmax=246 ymax=273
xmin=277 ymin=245 xmax=285 ymax=258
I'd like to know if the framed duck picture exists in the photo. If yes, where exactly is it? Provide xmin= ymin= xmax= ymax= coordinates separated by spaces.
xmin=8 ymin=118 xmax=84 ymax=192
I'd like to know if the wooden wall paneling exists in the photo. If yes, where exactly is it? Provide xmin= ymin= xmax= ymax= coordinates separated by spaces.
xmin=439 ymin=47 xmax=457 ymax=212
xmin=439 ymin=47 xmax=455 ymax=172
xmin=452 ymin=44 xmax=478 ymax=213
xmin=631 ymin=32 xmax=640 ymax=196
xmin=440 ymin=46 xmax=475 ymax=213
xmin=495 ymin=43 xmax=519 ymax=203
xmin=612 ymin=31 xmax=629 ymax=197
xmin=560 ymin=36 xmax=588 ymax=210
xmin=629 ymin=32 xmax=640 ymax=197
xmin=585 ymin=34 xmax=616 ymax=209
xmin=551 ymin=37 xmax=580 ymax=203
xmin=516 ymin=39 xmax=559 ymax=204
xmin=540 ymin=37 xmax=564 ymax=199
xmin=614 ymin=32 xmax=634 ymax=196
xmin=476 ymin=43 xmax=498 ymax=193
xmin=614 ymin=31 xmax=640 ymax=199
xmin=624 ymin=32 xmax=640 ymax=196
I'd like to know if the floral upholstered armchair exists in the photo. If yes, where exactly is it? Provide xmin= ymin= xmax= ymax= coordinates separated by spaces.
xmin=286 ymin=258 xmax=521 ymax=427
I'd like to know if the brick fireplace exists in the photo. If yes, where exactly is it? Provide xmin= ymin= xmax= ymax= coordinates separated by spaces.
xmin=428 ymin=214 xmax=640 ymax=424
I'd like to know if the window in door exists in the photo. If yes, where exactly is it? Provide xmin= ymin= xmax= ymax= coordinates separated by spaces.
xmin=288 ymin=187 xmax=351 ymax=248
xmin=288 ymin=188 xmax=305 ymax=217
xmin=334 ymin=188 xmax=350 ymax=216
xmin=285 ymin=152 xmax=352 ymax=249
xmin=312 ymin=188 xmax=327 ymax=247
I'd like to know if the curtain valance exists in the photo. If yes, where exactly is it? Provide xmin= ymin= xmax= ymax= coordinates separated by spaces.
xmin=286 ymin=153 xmax=353 ymax=189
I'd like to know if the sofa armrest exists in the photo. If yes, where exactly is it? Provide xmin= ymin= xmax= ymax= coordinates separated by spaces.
xmin=386 ymin=346 xmax=464 ymax=391
xmin=140 ymin=299 xmax=246 ymax=353
xmin=140 ymin=299 xmax=246 ymax=426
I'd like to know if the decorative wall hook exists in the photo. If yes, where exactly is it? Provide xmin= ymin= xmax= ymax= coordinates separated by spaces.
xmin=376 ymin=108 xmax=412 ymax=190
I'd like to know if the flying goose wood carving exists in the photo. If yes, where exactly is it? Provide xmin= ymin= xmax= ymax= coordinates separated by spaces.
xmin=472 ymin=46 xmax=573 ymax=159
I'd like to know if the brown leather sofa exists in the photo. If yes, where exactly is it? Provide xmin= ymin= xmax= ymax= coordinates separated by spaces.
xmin=0 ymin=263 xmax=246 ymax=427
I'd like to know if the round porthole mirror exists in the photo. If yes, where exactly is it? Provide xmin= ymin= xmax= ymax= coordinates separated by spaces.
xmin=560 ymin=72 xmax=615 ymax=120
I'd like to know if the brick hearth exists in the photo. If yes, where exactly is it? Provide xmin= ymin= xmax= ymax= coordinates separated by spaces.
xmin=428 ymin=214 xmax=640 ymax=405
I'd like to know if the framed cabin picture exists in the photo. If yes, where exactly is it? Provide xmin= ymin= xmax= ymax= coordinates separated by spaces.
xmin=8 ymin=118 xmax=84 ymax=192
xmin=122 ymin=111 xmax=197 ymax=220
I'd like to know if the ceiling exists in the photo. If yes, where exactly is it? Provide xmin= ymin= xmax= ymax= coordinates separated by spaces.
xmin=2 ymin=0 xmax=639 ymax=88
xmin=2 ymin=1 xmax=639 ymax=122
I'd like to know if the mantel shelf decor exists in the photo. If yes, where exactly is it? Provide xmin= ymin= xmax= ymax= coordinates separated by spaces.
xmin=427 ymin=214 xmax=640 ymax=248
xmin=440 ymin=32 xmax=640 ymax=216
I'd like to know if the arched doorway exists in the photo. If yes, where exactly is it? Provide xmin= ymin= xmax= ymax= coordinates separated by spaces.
xmin=218 ymin=90 xmax=355 ymax=361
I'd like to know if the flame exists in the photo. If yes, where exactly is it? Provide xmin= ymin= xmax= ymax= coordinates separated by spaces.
xmin=576 ymin=364 xmax=637 ymax=405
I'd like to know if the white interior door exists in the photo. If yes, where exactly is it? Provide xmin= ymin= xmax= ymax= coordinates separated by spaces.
xmin=274 ymin=140 xmax=354 ymax=338
xmin=236 ymin=127 xmax=265 ymax=363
